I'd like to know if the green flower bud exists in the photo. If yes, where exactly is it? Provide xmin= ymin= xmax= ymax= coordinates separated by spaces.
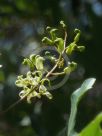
xmin=54 ymin=38 xmax=64 ymax=53
xmin=64 ymin=62 xmax=77 ymax=74
xmin=66 ymin=43 xmax=77 ymax=55
xmin=46 ymin=26 xmax=51 ymax=31
xmin=77 ymin=46 xmax=85 ymax=52
xmin=30 ymin=54 xmax=36 ymax=62
xmin=60 ymin=20 xmax=66 ymax=28
xmin=50 ymin=28 xmax=58 ymax=40
xmin=35 ymin=56 xmax=45 ymax=70
xmin=74 ymin=29 xmax=81 ymax=43
xmin=74 ymin=33 xmax=80 ymax=43
xmin=42 ymin=37 xmax=53 ymax=45
xmin=22 ymin=58 xmax=28 ymax=65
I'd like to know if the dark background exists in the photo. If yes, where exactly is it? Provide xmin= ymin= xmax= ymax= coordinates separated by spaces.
xmin=0 ymin=0 xmax=102 ymax=136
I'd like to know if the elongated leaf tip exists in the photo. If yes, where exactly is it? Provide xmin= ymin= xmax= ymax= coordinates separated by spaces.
xmin=82 ymin=78 xmax=96 ymax=89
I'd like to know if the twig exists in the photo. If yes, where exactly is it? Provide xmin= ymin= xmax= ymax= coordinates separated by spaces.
xmin=50 ymin=72 xmax=65 ymax=76
xmin=0 ymin=86 xmax=38 ymax=115
xmin=1 ymin=28 xmax=68 ymax=115
xmin=46 ymin=54 xmax=62 ymax=77
xmin=62 ymin=30 xmax=67 ymax=54
xmin=46 ymin=30 xmax=67 ymax=77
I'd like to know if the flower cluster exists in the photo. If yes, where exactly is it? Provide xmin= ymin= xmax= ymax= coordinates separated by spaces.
xmin=15 ymin=55 xmax=52 ymax=103
xmin=15 ymin=21 xmax=85 ymax=103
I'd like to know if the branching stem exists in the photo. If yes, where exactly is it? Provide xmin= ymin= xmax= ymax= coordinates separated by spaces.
xmin=0 ymin=85 xmax=38 ymax=115
xmin=50 ymin=72 xmax=65 ymax=76
xmin=62 ymin=30 xmax=67 ymax=54
xmin=0 ymin=25 xmax=68 ymax=115
xmin=46 ymin=54 xmax=62 ymax=78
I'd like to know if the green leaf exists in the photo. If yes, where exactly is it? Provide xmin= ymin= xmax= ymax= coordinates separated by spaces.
xmin=55 ymin=38 xmax=64 ymax=53
xmin=35 ymin=56 xmax=44 ymax=70
xmin=67 ymin=78 xmax=96 ymax=136
xmin=79 ymin=113 xmax=102 ymax=136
